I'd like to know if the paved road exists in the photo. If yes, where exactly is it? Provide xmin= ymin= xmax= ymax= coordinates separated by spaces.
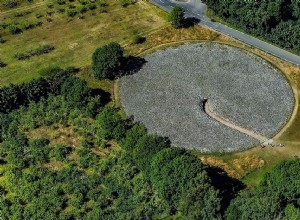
xmin=150 ymin=0 xmax=300 ymax=66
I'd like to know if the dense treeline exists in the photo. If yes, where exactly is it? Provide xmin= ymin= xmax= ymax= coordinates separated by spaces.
xmin=0 ymin=67 xmax=77 ymax=113
xmin=203 ymin=0 xmax=300 ymax=54
xmin=226 ymin=159 xmax=300 ymax=219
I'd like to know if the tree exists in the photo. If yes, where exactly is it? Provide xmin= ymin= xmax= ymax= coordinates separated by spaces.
xmin=92 ymin=42 xmax=124 ymax=79
xmin=96 ymin=106 xmax=123 ymax=139
xmin=60 ymin=77 xmax=91 ymax=108
xmin=168 ymin=6 xmax=185 ymax=28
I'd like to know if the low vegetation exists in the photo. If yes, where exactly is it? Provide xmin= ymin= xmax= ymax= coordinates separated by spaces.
xmin=14 ymin=44 xmax=55 ymax=60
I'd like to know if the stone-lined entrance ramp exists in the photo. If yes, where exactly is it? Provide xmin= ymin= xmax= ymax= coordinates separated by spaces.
xmin=204 ymin=100 xmax=269 ymax=143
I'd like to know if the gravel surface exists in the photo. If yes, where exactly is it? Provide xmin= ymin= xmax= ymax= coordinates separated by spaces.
xmin=120 ymin=43 xmax=294 ymax=152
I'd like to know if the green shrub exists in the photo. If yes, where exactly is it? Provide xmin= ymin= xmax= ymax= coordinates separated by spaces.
xmin=79 ymin=0 xmax=88 ymax=5
xmin=99 ymin=0 xmax=107 ymax=7
xmin=57 ymin=8 xmax=65 ymax=13
xmin=88 ymin=3 xmax=96 ymax=10
xmin=14 ymin=52 xmax=31 ymax=60
xmin=13 ymin=12 xmax=25 ymax=17
xmin=2 ymin=0 xmax=18 ymax=8
xmin=78 ymin=5 xmax=88 ymax=14
xmin=0 ymin=61 xmax=7 ymax=68
xmin=0 ymin=38 xmax=6 ymax=44
xmin=66 ymin=8 xmax=77 ymax=17
xmin=35 ymin=13 xmax=43 ymax=18
xmin=120 ymin=0 xmax=135 ymax=7
xmin=132 ymin=35 xmax=145 ymax=44
xmin=47 ymin=3 xmax=54 ymax=8
xmin=6 ymin=24 xmax=22 ymax=34
xmin=14 ymin=45 xmax=55 ymax=60
xmin=56 ymin=0 xmax=66 ymax=5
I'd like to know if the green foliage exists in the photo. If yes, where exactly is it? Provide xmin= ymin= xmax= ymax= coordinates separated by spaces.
xmin=0 ymin=67 xmax=75 ymax=114
xmin=28 ymin=138 xmax=50 ymax=164
xmin=0 ymin=37 xmax=6 ymax=43
xmin=56 ymin=0 xmax=66 ymax=5
xmin=120 ymin=0 xmax=135 ymax=7
xmin=123 ymin=123 xmax=147 ymax=151
xmin=66 ymin=8 xmax=78 ymax=17
xmin=2 ymin=0 xmax=18 ymax=8
xmin=168 ymin=6 xmax=185 ymax=28
xmin=6 ymin=24 xmax=22 ymax=34
xmin=60 ymin=77 xmax=91 ymax=108
xmin=226 ymin=159 xmax=300 ymax=219
xmin=51 ymin=144 xmax=71 ymax=161
xmin=132 ymin=35 xmax=145 ymax=44
xmin=92 ymin=42 xmax=124 ymax=79
xmin=14 ymin=45 xmax=55 ymax=60
xmin=0 ymin=60 xmax=7 ymax=68
xmin=96 ymin=106 xmax=124 ymax=139
xmin=203 ymin=0 xmax=300 ymax=54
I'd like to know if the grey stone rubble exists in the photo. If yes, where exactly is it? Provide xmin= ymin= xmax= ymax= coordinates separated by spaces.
xmin=120 ymin=43 xmax=294 ymax=152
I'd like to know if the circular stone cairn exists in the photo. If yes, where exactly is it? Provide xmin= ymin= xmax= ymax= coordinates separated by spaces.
xmin=120 ymin=43 xmax=294 ymax=152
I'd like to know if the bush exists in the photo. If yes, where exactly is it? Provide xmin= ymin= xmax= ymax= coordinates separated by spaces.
xmin=60 ymin=77 xmax=91 ymax=108
xmin=2 ymin=0 xmax=18 ymax=8
xmin=120 ymin=0 xmax=135 ymax=7
xmin=168 ymin=6 xmax=185 ymax=28
xmin=14 ymin=45 xmax=55 ymax=60
xmin=88 ymin=3 xmax=96 ymax=10
xmin=99 ymin=0 xmax=107 ymax=7
xmin=78 ymin=5 xmax=88 ymax=14
xmin=35 ymin=13 xmax=43 ymax=18
xmin=56 ymin=0 xmax=66 ymax=5
xmin=6 ymin=24 xmax=22 ymax=34
xmin=66 ymin=8 xmax=77 ymax=17
xmin=30 ymin=45 xmax=55 ymax=56
xmin=132 ymin=35 xmax=145 ymax=44
xmin=92 ymin=42 xmax=124 ymax=79
xmin=0 ymin=38 xmax=6 ymax=44
xmin=57 ymin=8 xmax=65 ymax=13
xmin=14 ymin=52 xmax=31 ymax=60
xmin=0 ymin=61 xmax=7 ymax=68
xmin=79 ymin=0 xmax=88 ymax=5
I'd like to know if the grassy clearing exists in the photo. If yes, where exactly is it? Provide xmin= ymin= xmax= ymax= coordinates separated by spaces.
xmin=0 ymin=0 xmax=167 ymax=86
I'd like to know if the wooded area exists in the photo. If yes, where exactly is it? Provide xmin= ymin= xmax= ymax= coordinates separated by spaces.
xmin=203 ymin=0 xmax=300 ymax=54
xmin=0 ymin=65 xmax=299 ymax=219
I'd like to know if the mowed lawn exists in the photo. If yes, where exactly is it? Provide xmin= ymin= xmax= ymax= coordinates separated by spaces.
xmin=0 ymin=0 xmax=167 ymax=86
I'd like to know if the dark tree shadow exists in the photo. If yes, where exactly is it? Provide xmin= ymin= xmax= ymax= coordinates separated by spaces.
xmin=91 ymin=88 xmax=111 ymax=105
xmin=207 ymin=166 xmax=246 ymax=214
xmin=122 ymin=56 xmax=147 ymax=76
xmin=183 ymin=17 xmax=200 ymax=28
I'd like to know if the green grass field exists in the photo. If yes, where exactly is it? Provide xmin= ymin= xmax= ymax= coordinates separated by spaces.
xmin=0 ymin=0 xmax=167 ymax=86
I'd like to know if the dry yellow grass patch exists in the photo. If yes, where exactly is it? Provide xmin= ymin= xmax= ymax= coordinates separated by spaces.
xmin=26 ymin=124 xmax=83 ymax=147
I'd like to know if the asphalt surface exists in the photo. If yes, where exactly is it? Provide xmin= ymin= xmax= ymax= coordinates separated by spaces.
xmin=150 ymin=0 xmax=300 ymax=66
